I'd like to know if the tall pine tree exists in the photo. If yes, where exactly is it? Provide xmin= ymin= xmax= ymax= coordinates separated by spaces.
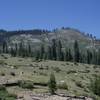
xmin=74 ymin=40 xmax=80 ymax=62
xmin=51 ymin=39 xmax=57 ymax=60
xmin=57 ymin=40 xmax=62 ymax=61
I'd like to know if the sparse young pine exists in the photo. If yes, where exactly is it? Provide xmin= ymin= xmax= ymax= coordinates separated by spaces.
xmin=18 ymin=41 xmax=23 ymax=56
xmin=74 ymin=40 xmax=80 ymax=62
xmin=64 ymin=48 xmax=69 ymax=61
xmin=47 ymin=46 xmax=52 ymax=60
xmin=97 ymin=49 xmax=100 ymax=65
xmin=87 ymin=50 xmax=91 ymax=64
xmin=15 ymin=43 xmax=18 ymax=56
xmin=68 ymin=49 xmax=73 ymax=61
xmin=28 ymin=43 xmax=32 ymax=57
xmin=57 ymin=40 xmax=62 ymax=61
xmin=92 ymin=50 xmax=97 ymax=65
xmin=60 ymin=51 xmax=64 ymax=61
xmin=52 ymin=39 xmax=57 ymax=60
xmin=10 ymin=47 xmax=16 ymax=57
xmin=2 ymin=41 xmax=8 ymax=53
xmin=48 ymin=73 xmax=57 ymax=95
xmin=40 ymin=44 xmax=45 ymax=59
xmin=35 ymin=50 xmax=40 ymax=60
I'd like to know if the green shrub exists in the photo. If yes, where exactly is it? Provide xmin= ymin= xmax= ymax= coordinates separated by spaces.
xmin=39 ymin=72 xmax=47 ymax=76
xmin=48 ymin=73 xmax=57 ymax=94
xmin=67 ymin=70 xmax=77 ymax=74
xmin=93 ymin=65 xmax=98 ymax=69
xmin=0 ymin=85 xmax=6 ymax=91
xmin=34 ymin=81 xmax=47 ymax=86
xmin=13 ymin=65 xmax=18 ymax=69
xmin=89 ymin=75 xmax=100 ymax=96
xmin=4 ymin=56 xmax=8 ymax=59
xmin=61 ymin=64 xmax=65 ymax=66
xmin=45 ymin=66 xmax=49 ymax=70
xmin=66 ymin=63 xmax=69 ymax=65
xmin=39 ymin=67 xmax=44 ymax=70
xmin=10 ymin=72 xmax=16 ymax=76
xmin=84 ymin=69 xmax=90 ymax=73
xmin=58 ymin=82 xmax=68 ymax=90
xmin=74 ymin=62 xmax=78 ymax=66
xmin=0 ymin=85 xmax=16 ymax=100
xmin=29 ymin=64 xmax=34 ymax=67
xmin=0 ymin=60 xmax=5 ymax=65
xmin=53 ymin=67 xmax=61 ymax=73
xmin=0 ymin=72 xmax=5 ymax=76
xmin=18 ymin=80 xmax=34 ymax=89
xmin=75 ymin=81 xmax=84 ymax=88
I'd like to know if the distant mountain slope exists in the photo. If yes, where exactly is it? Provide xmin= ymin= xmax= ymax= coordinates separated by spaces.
xmin=0 ymin=28 xmax=99 ymax=49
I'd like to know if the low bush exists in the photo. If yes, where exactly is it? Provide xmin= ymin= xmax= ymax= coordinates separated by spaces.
xmin=89 ymin=75 xmax=100 ymax=96
xmin=61 ymin=64 xmax=65 ymax=66
xmin=67 ymin=70 xmax=77 ymax=74
xmin=39 ymin=67 xmax=44 ymax=70
xmin=53 ymin=67 xmax=61 ymax=73
xmin=4 ymin=56 xmax=8 ymax=59
xmin=0 ymin=85 xmax=6 ymax=91
xmin=34 ymin=81 xmax=47 ymax=86
xmin=74 ymin=62 xmax=78 ymax=66
xmin=0 ymin=85 xmax=16 ymax=100
xmin=48 ymin=73 xmax=57 ymax=94
xmin=0 ymin=60 xmax=5 ymax=65
xmin=0 ymin=72 xmax=5 ymax=76
xmin=58 ymin=82 xmax=68 ymax=90
xmin=66 ymin=63 xmax=69 ymax=65
xmin=29 ymin=64 xmax=34 ymax=67
xmin=75 ymin=81 xmax=84 ymax=88
xmin=39 ymin=72 xmax=47 ymax=76
xmin=10 ymin=72 xmax=16 ymax=76
xmin=93 ymin=65 xmax=98 ymax=69
xmin=45 ymin=66 xmax=49 ymax=70
xmin=13 ymin=65 xmax=18 ymax=69
xmin=18 ymin=80 xmax=34 ymax=89
xmin=84 ymin=69 xmax=90 ymax=73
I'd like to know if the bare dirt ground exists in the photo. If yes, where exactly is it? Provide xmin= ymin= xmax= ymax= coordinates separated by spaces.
xmin=17 ymin=91 xmax=93 ymax=100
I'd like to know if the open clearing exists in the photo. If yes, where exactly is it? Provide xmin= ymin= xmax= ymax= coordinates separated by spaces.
xmin=0 ymin=54 xmax=99 ymax=100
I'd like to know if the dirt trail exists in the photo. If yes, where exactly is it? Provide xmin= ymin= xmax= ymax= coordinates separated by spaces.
xmin=0 ymin=77 xmax=93 ymax=100
xmin=17 ymin=91 xmax=93 ymax=100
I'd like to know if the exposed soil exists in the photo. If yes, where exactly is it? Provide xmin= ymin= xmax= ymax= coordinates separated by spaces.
xmin=17 ymin=92 xmax=93 ymax=100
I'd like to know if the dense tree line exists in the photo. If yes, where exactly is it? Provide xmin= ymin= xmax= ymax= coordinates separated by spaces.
xmin=1 ymin=41 xmax=33 ymax=57
xmin=0 ymin=39 xmax=100 ymax=65
xmin=35 ymin=39 xmax=100 ymax=65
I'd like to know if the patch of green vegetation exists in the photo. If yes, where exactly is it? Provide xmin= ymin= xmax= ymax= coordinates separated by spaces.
xmin=18 ymin=80 xmax=34 ymax=89
xmin=39 ymin=72 xmax=48 ymax=76
xmin=89 ymin=75 xmax=100 ymax=96
xmin=0 ymin=60 xmax=5 ymax=65
xmin=0 ymin=85 xmax=16 ymax=100
xmin=0 ymin=72 xmax=5 ymax=76
xmin=33 ymin=88 xmax=49 ymax=93
xmin=10 ymin=72 xmax=16 ymax=76
xmin=57 ymin=82 xmax=68 ymax=90
xmin=74 ymin=62 xmax=79 ymax=66
xmin=67 ymin=70 xmax=77 ymax=74
xmin=75 ymin=81 xmax=84 ymax=88
xmin=48 ymin=73 xmax=57 ymax=94
xmin=53 ymin=67 xmax=61 ymax=73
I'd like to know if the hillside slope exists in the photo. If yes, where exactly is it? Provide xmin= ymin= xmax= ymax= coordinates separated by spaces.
xmin=0 ymin=28 xmax=99 ymax=49
xmin=0 ymin=54 xmax=99 ymax=99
